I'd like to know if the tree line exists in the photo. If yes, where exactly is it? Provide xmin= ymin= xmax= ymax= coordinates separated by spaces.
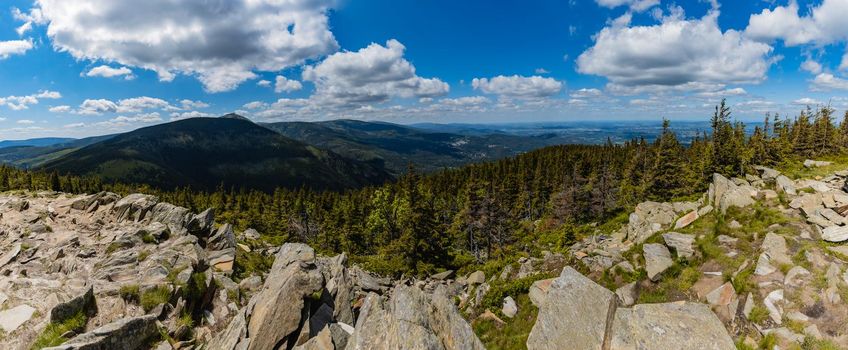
xmin=3 ymin=101 xmax=847 ymax=276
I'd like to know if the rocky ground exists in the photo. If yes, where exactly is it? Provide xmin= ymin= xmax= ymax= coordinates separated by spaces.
xmin=0 ymin=160 xmax=846 ymax=349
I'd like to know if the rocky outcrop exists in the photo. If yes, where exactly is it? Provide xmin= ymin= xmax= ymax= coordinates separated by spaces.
xmin=44 ymin=315 xmax=158 ymax=350
xmin=528 ymin=267 xmax=734 ymax=350
xmin=527 ymin=267 xmax=616 ymax=350
xmin=710 ymin=173 xmax=755 ymax=213
xmin=246 ymin=244 xmax=324 ymax=350
xmin=610 ymin=302 xmax=734 ymax=350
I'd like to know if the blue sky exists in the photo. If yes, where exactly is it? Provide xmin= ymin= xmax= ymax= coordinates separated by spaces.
xmin=0 ymin=0 xmax=847 ymax=139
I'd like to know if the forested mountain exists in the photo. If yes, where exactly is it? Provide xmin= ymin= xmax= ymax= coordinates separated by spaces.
xmin=38 ymin=117 xmax=392 ymax=191
xmin=0 ymin=135 xmax=115 ymax=168
xmin=0 ymin=137 xmax=75 ymax=148
xmin=263 ymin=119 xmax=566 ymax=174
xmin=9 ymin=101 xmax=846 ymax=277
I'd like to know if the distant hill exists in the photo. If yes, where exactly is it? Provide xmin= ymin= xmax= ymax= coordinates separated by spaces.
xmin=0 ymin=137 xmax=76 ymax=149
xmin=40 ymin=117 xmax=392 ymax=191
xmin=0 ymin=135 xmax=115 ymax=168
xmin=263 ymin=119 xmax=565 ymax=174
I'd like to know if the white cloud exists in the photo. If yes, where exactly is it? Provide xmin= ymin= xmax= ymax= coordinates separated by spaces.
xmin=49 ymin=105 xmax=71 ymax=113
xmin=0 ymin=90 xmax=61 ymax=110
xmin=85 ymin=65 xmax=134 ymax=80
xmin=801 ymin=58 xmax=823 ymax=74
xmin=243 ymin=101 xmax=268 ymax=110
xmin=170 ymin=111 xmax=214 ymax=121
xmin=77 ymin=99 xmax=118 ymax=115
xmin=841 ymin=52 xmax=848 ymax=71
xmin=180 ymin=100 xmax=209 ymax=109
xmin=472 ymin=75 xmax=563 ymax=98
xmin=115 ymin=97 xmax=176 ymax=113
xmin=0 ymin=39 xmax=33 ymax=59
xmin=570 ymin=88 xmax=603 ymax=98
xmin=793 ymin=97 xmax=823 ymax=105
xmin=15 ymin=22 xmax=32 ymax=36
xmin=111 ymin=112 xmax=162 ymax=123
xmin=257 ymin=80 xmax=272 ymax=87
xmin=534 ymin=68 xmax=550 ymax=74
xmin=577 ymin=10 xmax=774 ymax=94
xmin=695 ymin=87 xmax=748 ymax=98
xmin=16 ymin=119 xmax=35 ymax=124
xmin=811 ymin=73 xmax=848 ymax=90
xmin=595 ymin=0 xmax=659 ymax=12
xmin=275 ymin=76 xmax=303 ymax=93
xmin=25 ymin=0 xmax=338 ymax=92
xmin=745 ymin=0 xmax=848 ymax=46
xmin=302 ymin=39 xmax=448 ymax=105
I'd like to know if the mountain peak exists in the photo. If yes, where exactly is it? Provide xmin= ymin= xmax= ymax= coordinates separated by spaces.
xmin=221 ymin=113 xmax=251 ymax=121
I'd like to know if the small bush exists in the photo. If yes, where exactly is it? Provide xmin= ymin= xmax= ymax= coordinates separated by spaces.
xmin=140 ymin=285 xmax=172 ymax=312
xmin=481 ymin=273 xmax=555 ymax=315
xmin=141 ymin=233 xmax=156 ymax=244
xmin=30 ymin=311 xmax=87 ymax=349
xmin=748 ymin=305 xmax=769 ymax=324
xmin=138 ymin=250 xmax=150 ymax=262
xmin=119 ymin=284 xmax=140 ymax=303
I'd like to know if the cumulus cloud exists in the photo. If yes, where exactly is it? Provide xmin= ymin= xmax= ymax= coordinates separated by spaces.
xmin=302 ymin=39 xmax=449 ymax=105
xmin=570 ymin=88 xmax=603 ymax=98
xmin=75 ymin=96 xmax=180 ymax=115
xmin=257 ymin=80 xmax=272 ymax=87
xmin=0 ymin=39 xmax=33 ymax=59
xmin=16 ymin=119 xmax=35 ymax=124
xmin=275 ymin=76 xmax=303 ymax=93
xmin=170 ymin=111 xmax=214 ymax=121
xmin=85 ymin=65 xmax=134 ymax=80
xmin=695 ymin=87 xmax=748 ymax=98
xmin=595 ymin=0 xmax=659 ymax=12
xmin=577 ymin=10 xmax=774 ymax=94
xmin=15 ymin=22 xmax=32 ymax=36
xmin=811 ymin=73 xmax=848 ymax=90
xmin=745 ymin=0 xmax=848 ymax=46
xmin=0 ymin=90 xmax=62 ymax=110
xmin=49 ymin=105 xmax=71 ymax=113
xmin=23 ymin=0 xmax=339 ymax=92
xmin=793 ymin=97 xmax=824 ymax=106
xmin=180 ymin=100 xmax=209 ymax=109
xmin=801 ymin=58 xmax=823 ymax=74
xmin=472 ymin=75 xmax=563 ymax=98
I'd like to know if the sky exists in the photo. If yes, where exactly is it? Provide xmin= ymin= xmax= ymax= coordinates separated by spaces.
xmin=1 ymin=0 xmax=848 ymax=139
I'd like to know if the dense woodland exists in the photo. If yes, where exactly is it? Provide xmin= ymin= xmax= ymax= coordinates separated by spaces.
xmin=3 ymin=101 xmax=848 ymax=277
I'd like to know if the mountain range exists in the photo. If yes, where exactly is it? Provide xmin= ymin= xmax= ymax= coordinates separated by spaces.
xmin=0 ymin=114 xmax=570 ymax=191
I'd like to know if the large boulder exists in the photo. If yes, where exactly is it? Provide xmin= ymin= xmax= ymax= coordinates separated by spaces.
xmin=822 ymin=226 xmax=848 ymax=242
xmin=662 ymin=232 xmax=695 ymax=259
xmin=44 ymin=315 xmax=158 ymax=350
xmin=528 ymin=278 xmax=555 ymax=307
xmin=527 ymin=267 xmax=616 ymax=350
xmin=208 ymin=223 xmax=236 ymax=251
xmin=643 ymin=244 xmax=673 ymax=282
xmin=247 ymin=243 xmax=324 ymax=350
xmin=50 ymin=286 xmax=97 ymax=323
xmin=775 ymin=175 xmax=797 ymax=195
xmin=609 ymin=302 xmax=735 ymax=350
xmin=711 ymin=173 xmax=755 ymax=213
xmin=112 ymin=194 xmax=158 ymax=222
xmin=345 ymin=285 xmax=484 ymax=350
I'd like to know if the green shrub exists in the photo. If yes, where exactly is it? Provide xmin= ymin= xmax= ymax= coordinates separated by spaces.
xmin=140 ymin=285 xmax=172 ymax=312
xmin=748 ymin=305 xmax=769 ymax=324
xmin=473 ymin=294 xmax=538 ymax=350
xmin=480 ymin=273 xmax=555 ymax=314
xmin=119 ymin=284 xmax=140 ymax=302
xmin=30 ymin=311 xmax=87 ymax=349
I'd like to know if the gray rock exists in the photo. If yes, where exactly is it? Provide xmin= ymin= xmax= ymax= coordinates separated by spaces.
xmin=345 ymin=285 xmax=484 ymax=350
xmin=466 ymin=270 xmax=485 ymax=285
xmin=615 ymin=282 xmax=638 ymax=307
xmin=431 ymin=270 xmax=454 ymax=280
xmin=329 ymin=323 xmax=352 ymax=350
xmin=529 ymin=278 xmax=555 ymax=308
xmin=112 ymin=193 xmax=158 ymax=222
xmin=609 ymin=302 xmax=735 ymax=350
xmin=0 ymin=304 xmax=36 ymax=333
xmin=822 ymin=225 xmax=848 ymax=242
xmin=643 ymin=243 xmax=673 ymax=281
xmin=776 ymin=175 xmax=797 ymax=195
xmin=527 ymin=267 xmax=616 ymax=350
xmin=673 ymin=211 xmax=699 ymax=229
xmin=207 ymin=310 xmax=247 ymax=350
xmin=295 ymin=325 xmax=333 ymax=350
xmin=0 ymin=243 xmax=21 ymax=268
xmin=208 ymin=223 xmax=236 ymax=251
xmin=187 ymin=208 xmax=215 ymax=236
xmin=50 ymin=286 xmax=96 ymax=323
xmin=761 ymin=232 xmax=791 ymax=265
xmin=804 ymin=159 xmax=832 ymax=168
xmin=754 ymin=252 xmax=777 ymax=276
xmin=44 ymin=314 xmax=158 ymax=350
xmin=502 ymin=296 xmax=518 ymax=318
xmin=247 ymin=243 xmax=324 ymax=350
xmin=242 ymin=228 xmax=261 ymax=240
xmin=755 ymin=166 xmax=780 ymax=180
xmin=662 ymin=232 xmax=696 ymax=259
